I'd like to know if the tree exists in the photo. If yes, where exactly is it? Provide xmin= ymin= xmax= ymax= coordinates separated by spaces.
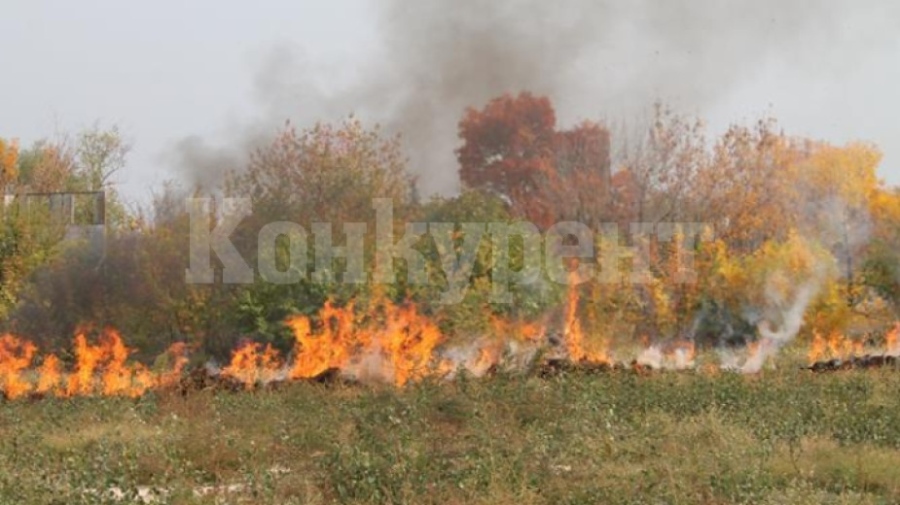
xmin=457 ymin=92 xmax=558 ymax=226
xmin=228 ymin=118 xmax=414 ymax=227
xmin=694 ymin=118 xmax=801 ymax=252
xmin=75 ymin=124 xmax=130 ymax=191
xmin=15 ymin=140 xmax=77 ymax=193
xmin=456 ymin=92 xmax=612 ymax=228
xmin=222 ymin=118 xmax=416 ymax=348
xmin=615 ymin=104 xmax=707 ymax=226
xmin=73 ymin=125 xmax=131 ymax=229
xmin=547 ymin=121 xmax=612 ymax=226
xmin=791 ymin=142 xmax=881 ymax=298
xmin=0 ymin=138 xmax=18 ymax=191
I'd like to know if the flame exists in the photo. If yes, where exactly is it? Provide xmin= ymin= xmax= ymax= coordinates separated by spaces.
xmin=221 ymin=342 xmax=283 ymax=388
xmin=288 ymin=301 xmax=363 ymax=380
xmin=0 ymin=334 xmax=37 ymax=399
xmin=885 ymin=323 xmax=900 ymax=356
xmin=7 ymin=289 xmax=900 ymax=401
xmin=35 ymin=354 xmax=62 ymax=395
xmin=60 ymin=329 xmax=155 ymax=398
xmin=808 ymin=332 xmax=827 ymax=363
xmin=379 ymin=302 xmax=443 ymax=386
xmin=563 ymin=274 xmax=609 ymax=364
xmin=808 ymin=332 xmax=865 ymax=364
xmin=287 ymin=299 xmax=445 ymax=386
xmin=667 ymin=341 xmax=696 ymax=370
xmin=490 ymin=316 xmax=544 ymax=343
xmin=636 ymin=341 xmax=696 ymax=370
xmin=157 ymin=342 xmax=190 ymax=388
xmin=0 ymin=334 xmax=193 ymax=399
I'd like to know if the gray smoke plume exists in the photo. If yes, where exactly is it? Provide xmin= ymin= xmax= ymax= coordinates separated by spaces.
xmin=171 ymin=0 xmax=900 ymax=196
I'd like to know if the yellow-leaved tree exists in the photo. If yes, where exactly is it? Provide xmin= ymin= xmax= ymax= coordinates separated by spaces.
xmin=0 ymin=138 xmax=18 ymax=190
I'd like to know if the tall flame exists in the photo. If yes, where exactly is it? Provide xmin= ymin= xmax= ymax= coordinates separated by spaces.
xmin=563 ymin=273 xmax=609 ymax=364
xmin=0 ymin=334 xmax=37 ymax=399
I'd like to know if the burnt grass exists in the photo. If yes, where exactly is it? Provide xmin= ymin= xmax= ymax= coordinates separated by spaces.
xmin=1 ymin=357 xmax=900 ymax=504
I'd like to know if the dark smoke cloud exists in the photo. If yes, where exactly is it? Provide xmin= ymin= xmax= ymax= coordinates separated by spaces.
xmin=172 ymin=0 xmax=899 ymax=196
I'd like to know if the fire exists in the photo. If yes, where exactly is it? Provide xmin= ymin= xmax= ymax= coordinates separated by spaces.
xmin=288 ymin=301 xmax=363 ymax=380
xmin=221 ymin=342 xmax=283 ymax=388
xmin=490 ymin=316 xmax=544 ymax=343
xmin=564 ymin=275 xmax=609 ymax=364
xmin=157 ymin=342 xmax=190 ymax=388
xmin=668 ymin=341 xmax=696 ymax=370
xmin=0 ymin=334 xmax=38 ymax=400
xmin=287 ymin=298 xmax=444 ymax=386
xmin=635 ymin=341 xmax=696 ymax=370
xmin=60 ymin=329 xmax=156 ymax=398
xmin=5 ymin=288 xmax=900 ymax=401
xmin=379 ymin=302 xmax=443 ymax=386
xmin=0 ymin=330 xmax=191 ymax=399
xmin=35 ymin=354 xmax=62 ymax=394
xmin=885 ymin=323 xmax=900 ymax=356
xmin=807 ymin=332 xmax=865 ymax=364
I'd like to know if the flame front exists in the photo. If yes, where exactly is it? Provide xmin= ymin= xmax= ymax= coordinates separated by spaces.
xmin=287 ymin=299 xmax=444 ymax=386
xmin=4 ymin=294 xmax=900 ymax=400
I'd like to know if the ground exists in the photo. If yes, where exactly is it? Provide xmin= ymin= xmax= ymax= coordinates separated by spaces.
xmin=1 ymin=349 xmax=899 ymax=504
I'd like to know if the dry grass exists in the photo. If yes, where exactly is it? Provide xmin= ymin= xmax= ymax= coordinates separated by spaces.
xmin=0 ymin=362 xmax=899 ymax=504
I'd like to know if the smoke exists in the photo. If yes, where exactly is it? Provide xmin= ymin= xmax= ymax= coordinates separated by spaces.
xmin=740 ymin=280 xmax=820 ymax=374
xmin=170 ymin=0 xmax=899 ymax=196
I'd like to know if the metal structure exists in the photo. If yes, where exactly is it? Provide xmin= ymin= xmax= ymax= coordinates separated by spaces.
xmin=3 ymin=191 xmax=107 ymax=260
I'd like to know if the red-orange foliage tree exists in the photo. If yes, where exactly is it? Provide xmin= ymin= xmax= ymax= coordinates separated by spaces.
xmin=550 ymin=121 xmax=611 ymax=226
xmin=457 ymin=92 xmax=558 ymax=227
xmin=457 ymin=92 xmax=611 ymax=228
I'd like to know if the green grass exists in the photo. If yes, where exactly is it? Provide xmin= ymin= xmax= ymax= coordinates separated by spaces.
xmin=1 ymin=360 xmax=900 ymax=504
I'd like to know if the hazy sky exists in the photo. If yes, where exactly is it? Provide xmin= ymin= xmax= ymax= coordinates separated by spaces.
xmin=1 ymin=1 xmax=898 ymax=204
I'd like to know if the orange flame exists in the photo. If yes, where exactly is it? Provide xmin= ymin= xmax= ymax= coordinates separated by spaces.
xmin=287 ymin=299 xmax=445 ymax=386
xmin=59 ymin=329 xmax=155 ymax=398
xmin=157 ymin=342 xmax=190 ymax=388
xmin=35 ymin=354 xmax=62 ymax=395
xmin=288 ymin=301 xmax=363 ymax=380
xmin=808 ymin=332 xmax=865 ymax=364
xmin=0 ymin=334 xmax=37 ymax=399
xmin=885 ymin=323 xmax=900 ymax=356
xmin=563 ymin=274 xmax=609 ymax=364
xmin=221 ymin=342 xmax=283 ymax=388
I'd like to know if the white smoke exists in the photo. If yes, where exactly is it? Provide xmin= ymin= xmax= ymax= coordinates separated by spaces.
xmin=740 ymin=281 xmax=819 ymax=373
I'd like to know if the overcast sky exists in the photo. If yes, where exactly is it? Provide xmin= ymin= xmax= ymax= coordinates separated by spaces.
xmin=1 ymin=1 xmax=898 ymax=205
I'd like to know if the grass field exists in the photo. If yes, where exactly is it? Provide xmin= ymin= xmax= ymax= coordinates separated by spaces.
xmin=1 ymin=350 xmax=899 ymax=504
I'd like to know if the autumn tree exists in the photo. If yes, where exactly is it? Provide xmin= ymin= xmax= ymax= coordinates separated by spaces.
xmin=222 ymin=118 xmax=416 ymax=347
xmin=790 ymin=142 xmax=881 ymax=297
xmin=457 ymin=92 xmax=558 ymax=226
xmin=0 ymin=138 xmax=19 ymax=191
xmin=613 ymin=104 xmax=707 ymax=226
xmin=547 ymin=121 xmax=612 ymax=227
xmin=864 ymin=187 xmax=900 ymax=315
xmin=457 ymin=92 xmax=611 ymax=228
xmin=228 ymin=118 xmax=414 ymax=227
xmin=15 ymin=141 xmax=77 ymax=193
xmin=692 ymin=119 xmax=803 ymax=252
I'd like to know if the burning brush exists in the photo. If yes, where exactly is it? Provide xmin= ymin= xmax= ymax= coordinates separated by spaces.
xmin=2 ymin=296 xmax=900 ymax=401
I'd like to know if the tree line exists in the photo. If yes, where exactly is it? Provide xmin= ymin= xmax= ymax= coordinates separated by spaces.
xmin=1 ymin=93 xmax=898 ymax=364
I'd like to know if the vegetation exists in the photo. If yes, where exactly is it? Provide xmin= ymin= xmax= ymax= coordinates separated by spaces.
xmin=1 ymin=350 xmax=899 ymax=504
xmin=2 ymin=95 xmax=898 ymax=365
xmin=1 ymin=91 xmax=900 ymax=502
